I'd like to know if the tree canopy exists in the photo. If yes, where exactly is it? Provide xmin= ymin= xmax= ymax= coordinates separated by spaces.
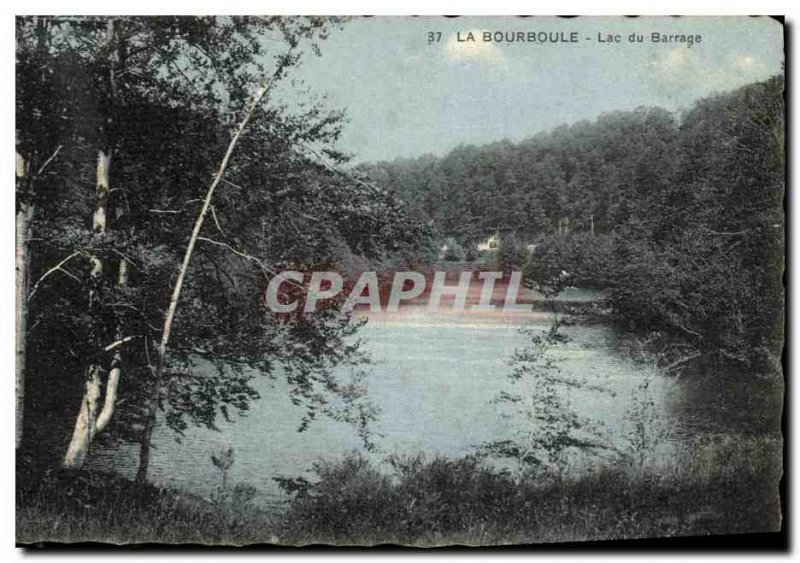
xmin=16 ymin=16 xmax=432 ymax=476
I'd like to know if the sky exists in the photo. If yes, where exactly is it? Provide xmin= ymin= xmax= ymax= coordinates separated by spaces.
xmin=284 ymin=16 xmax=784 ymax=163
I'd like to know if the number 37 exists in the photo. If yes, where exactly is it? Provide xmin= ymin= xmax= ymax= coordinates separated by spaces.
xmin=427 ymin=31 xmax=442 ymax=44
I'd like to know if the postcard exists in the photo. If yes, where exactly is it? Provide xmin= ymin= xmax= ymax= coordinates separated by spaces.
xmin=15 ymin=15 xmax=784 ymax=546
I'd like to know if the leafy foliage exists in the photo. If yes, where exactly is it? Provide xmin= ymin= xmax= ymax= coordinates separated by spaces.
xmin=16 ymin=16 xmax=430 ymax=464
xmin=481 ymin=322 xmax=612 ymax=475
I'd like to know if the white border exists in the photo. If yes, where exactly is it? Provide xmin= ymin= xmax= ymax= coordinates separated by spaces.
xmin=3 ymin=2 xmax=795 ymax=561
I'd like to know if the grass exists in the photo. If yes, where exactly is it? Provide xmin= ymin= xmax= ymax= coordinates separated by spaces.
xmin=16 ymin=456 xmax=281 ymax=545
xmin=275 ymin=434 xmax=781 ymax=546
xmin=17 ymin=433 xmax=781 ymax=546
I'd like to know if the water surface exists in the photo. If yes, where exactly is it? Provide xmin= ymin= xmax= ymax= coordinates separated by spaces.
xmin=94 ymin=288 xmax=680 ymax=500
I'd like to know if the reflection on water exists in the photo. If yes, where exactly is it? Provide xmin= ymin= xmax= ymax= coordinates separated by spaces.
xmin=668 ymin=363 xmax=783 ymax=439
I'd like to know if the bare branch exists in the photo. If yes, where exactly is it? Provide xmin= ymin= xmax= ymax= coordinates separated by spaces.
xmin=663 ymin=351 xmax=702 ymax=373
xmin=703 ymin=227 xmax=748 ymax=236
xmin=27 ymin=251 xmax=82 ymax=301
xmin=35 ymin=145 xmax=64 ymax=177
xmin=103 ymin=334 xmax=141 ymax=353
xmin=197 ymin=236 xmax=306 ymax=292
xmin=144 ymin=335 xmax=155 ymax=376
xmin=148 ymin=198 xmax=203 ymax=215
xmin=220 ymin=177 xmax=247 ymax=191
xmin=110 ymin=248 xmax=139 ymax=269
xmin=210 ymin=205 xmax=227 ymax=238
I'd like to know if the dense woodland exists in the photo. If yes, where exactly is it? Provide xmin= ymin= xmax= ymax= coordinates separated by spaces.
xmin=16 ymin=16 xmax=431 ymax=478
xmin=362 ymin=75 xmax=784 ymax=369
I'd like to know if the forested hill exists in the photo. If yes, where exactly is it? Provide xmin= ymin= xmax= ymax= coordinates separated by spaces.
xmin=359 ymin=76 xmax=783 ymax=246
xmin=359 ymin=75 xmax=784 ymax=368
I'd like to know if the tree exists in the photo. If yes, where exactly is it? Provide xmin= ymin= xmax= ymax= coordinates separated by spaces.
xmin=15 ymin=16 xmax=69 ymax=449
xmin=482 ymin=322 xmax=611 ymax=478
xmin=494 ymin=233 xmax=529 ymax=275
xmin=16 ymin=16 xmax=429 ymax=478
xmin=137 ymin=60 xmax=288 ymax=480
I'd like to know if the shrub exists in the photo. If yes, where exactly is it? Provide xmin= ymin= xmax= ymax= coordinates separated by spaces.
xmin=441 ymin=237 xmax=467 ymax=262
xmin=524 ymin=233 xmax=615 ymax=290
xmin=481 ymin=322 xmax=612 ymax=477
xmin=276 ymin=442 xmax=781 ymax=545
xmin=495 ymin=234 xmax=530 ymax=274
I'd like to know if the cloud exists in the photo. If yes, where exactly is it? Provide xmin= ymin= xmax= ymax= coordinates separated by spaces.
xmin=442 ymin=30 xmax=506 ymax=69
xmin=731 ymin=54 xmax=757 ymax=71
xmin=647 ymin=47 xmax=771 ymax=94
xmin=662 ymin=48 xmax=692 ymax=73
xmin=648 ymin=47 xmax=702 ymax=81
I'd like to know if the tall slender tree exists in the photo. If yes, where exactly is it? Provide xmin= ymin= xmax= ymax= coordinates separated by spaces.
xmin=16 ymin=16 xmax=432 ymax=477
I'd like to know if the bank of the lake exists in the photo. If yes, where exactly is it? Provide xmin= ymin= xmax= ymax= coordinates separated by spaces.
xmin=19 ymin=283 xmax=782 ymax=545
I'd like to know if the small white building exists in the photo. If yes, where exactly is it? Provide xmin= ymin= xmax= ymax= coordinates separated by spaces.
xmin=477 ymin=234 xmax=500 ymax=252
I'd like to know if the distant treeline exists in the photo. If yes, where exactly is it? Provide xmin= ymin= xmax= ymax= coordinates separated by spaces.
xmin=361 ymin=76 xmax=784 ymax=368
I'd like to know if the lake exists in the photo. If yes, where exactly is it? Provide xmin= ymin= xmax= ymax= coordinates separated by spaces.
xmin=92 ymin=283 xmax=692 ymax=502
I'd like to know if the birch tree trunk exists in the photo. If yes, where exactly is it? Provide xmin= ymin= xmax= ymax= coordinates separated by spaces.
xmin=63 ymin=19 xmax=127 ymax=469
xmin=61 ymin=259 xmax=128 ymax=468
xmin=95 ymin=257 xmax=127 ymax=434
xmin=135 ymin=58 xmax=287 ymax=482
xmin=15 ymin=152 xmax=30 ymax=449
xmin=63 ymin=151 xmax=111 ymax=468
xmin=16 ymin=21 xmax=51 ymax=448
